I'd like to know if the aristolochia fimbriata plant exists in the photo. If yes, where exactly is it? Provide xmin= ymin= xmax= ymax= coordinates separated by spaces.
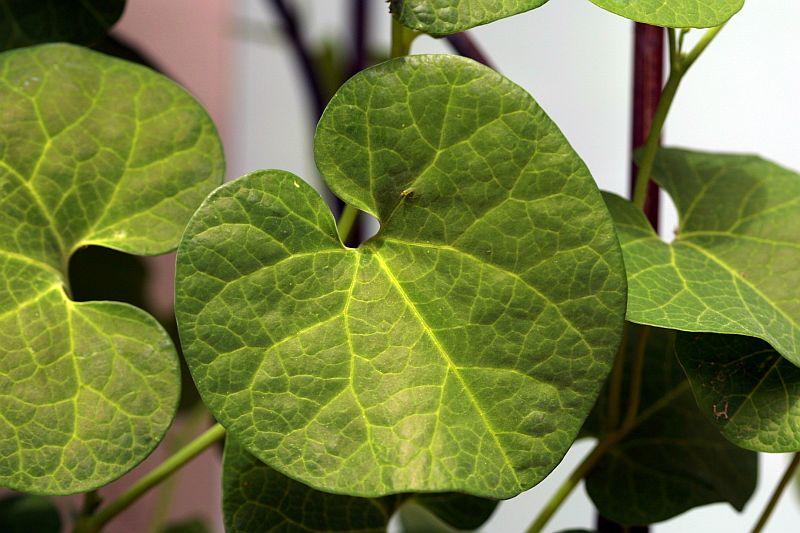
xmin=1 ymin=1 xmax=797 ymax=532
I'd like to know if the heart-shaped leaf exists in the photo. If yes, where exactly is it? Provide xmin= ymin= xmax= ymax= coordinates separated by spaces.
xmin=176 ymin=55 xmax=626 ymax=498
xmin=584 ymin=325 xmax=757 ymax=525
xmin=589 ymin=0 xmax=743 ymax=28
xmin=0 ymin=43 xmax=224 ymax=494
xmin=605 ymin=149 xmax=800 ymax=367
xmin=391 ymin=0 xmax=743 ymax=35
xmin=1 ymin=0 xmax=126 ymax=51
xmin=223 ymin=438 xmax=497 ymax=533
xmin=676 ymin=332 xmax=800 ymax=452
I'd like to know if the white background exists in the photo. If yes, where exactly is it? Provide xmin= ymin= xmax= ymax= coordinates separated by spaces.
xmin=229 ymin=1 xmax=800 ymax=531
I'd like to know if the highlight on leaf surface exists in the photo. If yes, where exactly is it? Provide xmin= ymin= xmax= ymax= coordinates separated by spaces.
xmin=604 ymin=148 xmax=800 ymax=368
xmin=583 ymin=325 xmax=757 ymax=525
xmin=223 ymin=439 xmax=497 ymax=533
xmin=391 ymin=0 xmax=743 ymax=35
xmin=0 ymin=43 xmax=224 ymax=494
xmin=676 ymin=332 xmax=800 ymax=452
xmin=0 ymin=0 xmax=126 ymax=51
xmin=176 ymin=55 xmax=627 ymax=498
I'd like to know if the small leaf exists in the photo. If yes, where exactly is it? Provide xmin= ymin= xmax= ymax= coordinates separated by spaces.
xmin=676 ymin=332 xmax=800 ymax=452
xmin=584 ymin=325 xmax=757 ymax=525
xmin=605 ymin=148 xmax=800 ymax=367
xmin=0 ymin=43 xmax=224 ymax=494
xmin=222 ymin=439 xmax=392 ymax=533
xmin=177 ymin=55 xmax=626 ymax=498
xmin=589 ymin=0 xmax=743 ymax=28
xmin=391 ymin=0 xmax=548 ymax=36
xmin=0 ymin=0 xmax=126 ymax=51
xmin=0 ymin=495 xmax=60 ymax=533
xmin=391 ymin=0 xmax=743 ymax=34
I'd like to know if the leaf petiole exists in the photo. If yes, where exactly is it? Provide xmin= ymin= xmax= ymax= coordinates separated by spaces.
xmin=751 ymin=453 xmax=800 ymax=533
xmin=632 ymin=23 xmax=726 ymax=211
xmin=74 ymin=424 xmax=226 ymax=533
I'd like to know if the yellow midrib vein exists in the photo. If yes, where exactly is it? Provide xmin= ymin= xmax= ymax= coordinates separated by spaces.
xmin=371 ymin=251 xmax=521 ymax=486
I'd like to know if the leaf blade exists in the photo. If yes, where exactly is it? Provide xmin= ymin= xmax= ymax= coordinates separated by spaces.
xmin=676 ymin=332 xmax=800 ymax=452
xmin=178 ymin=55 xmax=626 ymax=498
xmin=605 ymin=148 xmax=800 ymax=367
xmin=0 ymin=43 xmax=224 ymax=494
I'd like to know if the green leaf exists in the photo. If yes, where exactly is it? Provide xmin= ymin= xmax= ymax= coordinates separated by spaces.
xmin=676 ymin=332 xmax=800 ymax=452
xmin=176 ymin=55 xmax=626 ymax=498
xmin=410 ymin=493 xmax=497 ymax=530
xmin=390 ymin=0 xmax=548 ymax=36
xmin=0 ymin=43 xmax=224 ymax=494
xmin=223 ymin=439 xmax=392 ymax=533
xmin=0 ymin=0 xmax=126 ymax=51
xmin=0 ymin=495 xmax=60 ymax=533
xmin=589 ymin=0 xmax=743 ymax=28
xmin=605 ymin=148 xmax=800 ymax=367
xmin=584 ymin=325 xmax=757 ymax=525
xmin=223 ymin=439 xmax=496 ymax=533
xmin=391 ymin=0 xmax=743 ymax=34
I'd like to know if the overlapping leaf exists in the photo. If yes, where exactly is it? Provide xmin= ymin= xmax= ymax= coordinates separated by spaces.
xmin=584 ymin=325 xmax=757 ymax=525
xmin=223 ymin=439 xmax=391 ymax=533
xmin=605 ymin=149 xmax=800 ymax=367
xmin=589 ymin=0 xmax=743 ymax=28
xmin=177 ymin=55 xmax=626 ymax=498
xmin=0 ymin=43 xmax=224 ymax=493
xmin=0 ymin=0 xmax=126 ymax=51
xmin=223 ymin=439 xmax=496 ymax=533
xmin=391 ymin=0 xmax=743 ymax=35
xmin=677 ymin=332 xmax=800 ymax=452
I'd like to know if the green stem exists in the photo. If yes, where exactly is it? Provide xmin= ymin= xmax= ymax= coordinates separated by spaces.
xmin=337 ymin=203 xmax=360 ymax=244
xmin=606 ymin=323 xmax=629 ymax=431
xmin=751 ymin=453 xmax=800 ymax=533
xmin=621 ymin=325 xmax=650 ymax=429
xmin=391 ymin=17 xmax=418 ymax=58
xmin=632 ymin=24 xmax=726 ymax=210
xmin=148 ymin=407 xmax=211 ymax=532
xmin=526 ymin=433 xmax=623 ymax=533
xmin=75 ymin=424 xmax=226 ymax=533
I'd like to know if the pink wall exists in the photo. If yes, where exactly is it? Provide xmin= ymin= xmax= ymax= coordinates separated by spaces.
xmin=64 ymin=2 xmax=232 ymax=531
xmin=115 ymin=0 xmax=233 ymax=320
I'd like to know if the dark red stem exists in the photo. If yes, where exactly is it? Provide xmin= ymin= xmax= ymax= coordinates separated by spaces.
xmin=267 ymin=0 xmax=327 ymax=120
xmin=630 ymin=23 xmax=664 ymax=230
xmin=445 ymin=32 xmax=494 ymax=69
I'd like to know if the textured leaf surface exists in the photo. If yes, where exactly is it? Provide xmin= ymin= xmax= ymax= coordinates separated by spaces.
xmin=605 ymin=148 xmax=800 ymax=367
xmin=390 ymin=0 xmax=548 ymax=36
xmin=0 ymin=43 xmax=224 ymax=493
xmin=0 ymin=0 xmax=125 ymax=51
xmin=585 ymin=325 xmax=757 ymax=525
xmin=391 ymin=0 xmax=743 ymax=34
xmin=177 ymin=55 xmax=626 ymax=498
xmin=223 ymin=439 xmax=496 ymax=533
xmin=677 ymin=332 xmax=800 ymax=452
xmin=589 ymin=0 xmax=743 ymax=27
xmin=0 ymin=494 xmax=60 ymax=533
